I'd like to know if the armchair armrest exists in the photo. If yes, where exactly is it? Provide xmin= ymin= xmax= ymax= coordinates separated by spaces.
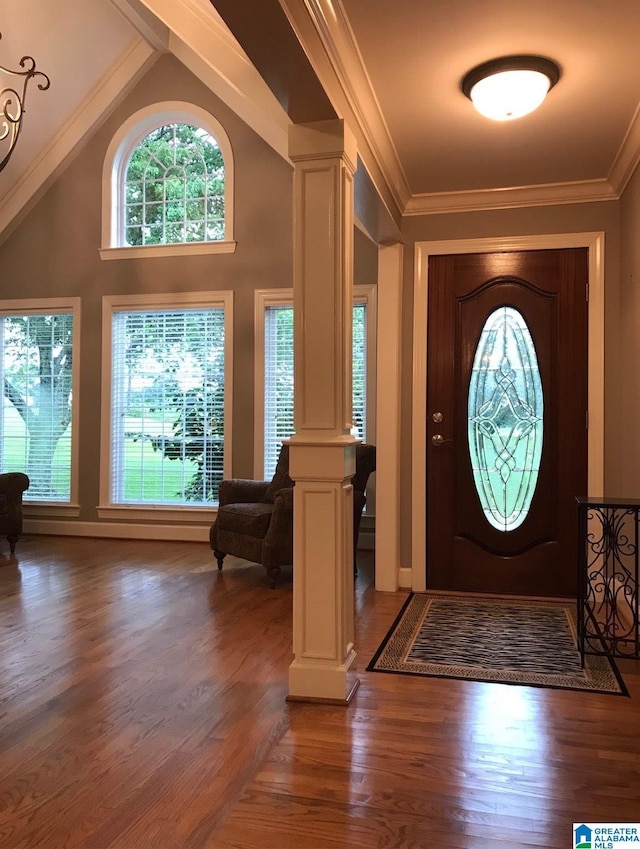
xmin=262 ymin=487 xmax=294 ymax=572
xmin=217 ymin=478 xmax=270 ymax=506
xmin=268 ymin=487 xmax=294 ymax=530
xmin=0 ymin=473 xmax=30 ymax=519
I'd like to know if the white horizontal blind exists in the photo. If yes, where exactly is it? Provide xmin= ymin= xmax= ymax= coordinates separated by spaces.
xmin=264 ymin=305 xmax=294 ymax=477
xmin=0 ymin=313 xmax=73 ymax=501
xmin=263 ymin=303 xmax=367 ymax=479
xmin=111 ymin=308 xmax=225 ymax=505
xmin=352 ymin=302 xmax=367 ymax=440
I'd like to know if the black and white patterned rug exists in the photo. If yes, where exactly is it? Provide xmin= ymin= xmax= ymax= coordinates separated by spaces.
xmin=367 ymin=593 xmax=628 ymax=695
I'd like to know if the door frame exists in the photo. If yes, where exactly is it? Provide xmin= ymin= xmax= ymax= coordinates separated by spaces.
xmin=411 ymin=233 xmax=605 ymax=593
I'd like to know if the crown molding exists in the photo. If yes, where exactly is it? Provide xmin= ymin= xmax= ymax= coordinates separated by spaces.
xmin=284 ymin=1 xmax=629 ymax=219
xmin=301 ymin=0 xmax=411 ymax=211
xmin=0 ymin=38 xmax=157 ymax=245
xmin=608 ymin=98 xmax=640 ymax=197
xmin=404 ymin=177 xmax=619 ymax=216
xmin=280 ymin=0 xmax=404 ymax=229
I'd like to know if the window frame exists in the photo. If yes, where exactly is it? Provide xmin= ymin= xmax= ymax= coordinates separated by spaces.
xmin=0 ymin=297 xmax=81 ymax=517
xmin=99 ymin=291 xmax=233 ymax=522
xmin=254 ymin=284 xmax=377 ymax=480
xmin=100 ymin=102 xmax=236 ymax=260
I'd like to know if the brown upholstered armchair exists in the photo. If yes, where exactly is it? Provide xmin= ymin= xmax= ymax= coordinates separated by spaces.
xmin=0 ymin=473 xmax=30 ymax=554
xmin=210 ymin=443 xmax=376 ymax=587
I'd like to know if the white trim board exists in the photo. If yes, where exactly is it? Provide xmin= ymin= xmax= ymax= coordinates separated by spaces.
xmin=23 ymin=519 xmax=210 ymax=542
xmin=23 ymin=518 xmax=373 ymax=547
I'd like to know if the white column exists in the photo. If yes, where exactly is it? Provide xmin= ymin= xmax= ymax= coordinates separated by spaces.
xmin=287 ymin=119 xmax=359 ymax=704
xmin=375 ymin=243 xmax=404 ymax=591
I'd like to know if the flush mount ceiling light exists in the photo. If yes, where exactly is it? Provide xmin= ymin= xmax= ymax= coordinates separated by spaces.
xmin=461 ymin=55 xmax=560 ymax=121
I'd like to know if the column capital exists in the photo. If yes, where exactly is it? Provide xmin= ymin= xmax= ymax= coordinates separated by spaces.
xmin=288 ymin=118 xmax=357 ymax=172
xmin=287 ymin=439 xmax=357 ymax=482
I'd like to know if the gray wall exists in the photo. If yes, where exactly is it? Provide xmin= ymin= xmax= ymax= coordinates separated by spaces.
xmin=619 ymin=163 xmax=640 ymax=496
xmin=0 ymin=54 xmax=294 ymax=525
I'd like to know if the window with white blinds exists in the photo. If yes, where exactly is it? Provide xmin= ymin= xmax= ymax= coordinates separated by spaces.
xmin=109 ymin=304 xmax=228 ymax=506
xmin=0 ymin=309 xmax=75 ymax=501
xmin=352 ymin=301 xmax=367 ymax=440
xmin=264 ymin=305 xmax=294 ymax=477
xmin=263 ymin=301 xmax=368 ymax=479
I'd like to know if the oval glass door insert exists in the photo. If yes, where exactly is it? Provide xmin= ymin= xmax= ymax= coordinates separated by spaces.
xmin=468 ymin=306 xmax=543 ymax=532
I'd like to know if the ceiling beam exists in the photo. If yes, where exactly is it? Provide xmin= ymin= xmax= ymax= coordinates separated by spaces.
xmin=109 ymin=0 xmax=170 ymax=50
xmin=133 ymin=0 xmax=291 ymax=160
xmin=210 ymin=0 xmax=336 ymax=124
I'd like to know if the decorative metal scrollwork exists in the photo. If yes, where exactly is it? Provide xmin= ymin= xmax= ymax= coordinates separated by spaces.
xmin=0 ymin=32 xmax=50 ymax=172
xmin=578 ymin=500 xmax=640 ymax=660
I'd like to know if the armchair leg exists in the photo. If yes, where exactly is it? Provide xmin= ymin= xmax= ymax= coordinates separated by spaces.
xmin=8 ymin=535 xmax=18 ymax=555
xmin=266 ymin=565 xmax=281 ymax=589
xmin=213 ymin=550 xmax=226 ymax=571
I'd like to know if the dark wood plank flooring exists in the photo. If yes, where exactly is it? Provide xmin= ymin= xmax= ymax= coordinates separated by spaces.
xmin=1 ymin=536 xmax=639 ymax=848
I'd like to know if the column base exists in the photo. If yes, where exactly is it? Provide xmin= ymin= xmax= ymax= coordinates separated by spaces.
xmin=287 ymin=648 xmax=359 ymax=704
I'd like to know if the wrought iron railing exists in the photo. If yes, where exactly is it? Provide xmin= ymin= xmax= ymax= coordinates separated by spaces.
xmin=577 ymin=497 xmax=640 ymax=662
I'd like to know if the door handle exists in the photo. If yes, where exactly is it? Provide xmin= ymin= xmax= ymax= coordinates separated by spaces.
xmin=432 ymin=434 xmax=451 ymax=446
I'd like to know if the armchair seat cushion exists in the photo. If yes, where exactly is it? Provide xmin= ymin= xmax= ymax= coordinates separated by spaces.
xmin=216 ymin=501 xmax=274 ymax=538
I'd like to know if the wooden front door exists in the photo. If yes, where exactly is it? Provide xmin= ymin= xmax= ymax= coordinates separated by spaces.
xmin=426 ymin=249 xmax=588 ymax=597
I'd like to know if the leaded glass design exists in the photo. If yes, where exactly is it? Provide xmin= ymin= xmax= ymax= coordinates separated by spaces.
xmin=124 ymin=123 xmax=224 ymax=246
xmin=468 ymin=306 xmax=543 ymax=532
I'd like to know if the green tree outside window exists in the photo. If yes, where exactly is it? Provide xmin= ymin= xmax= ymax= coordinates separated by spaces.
xmin=125 ymin=124 xmax=225 ymax=246
xmin=1 ymin=314 xmax=73 ymax=500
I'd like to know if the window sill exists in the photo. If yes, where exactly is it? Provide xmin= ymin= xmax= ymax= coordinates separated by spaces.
xmin=99 ymin=241 xmax=237 ymax=261
xmin=97 ymin=505 xmax=217 ymax=523
xmin=24 ymin=502 xmax=81 ymax=518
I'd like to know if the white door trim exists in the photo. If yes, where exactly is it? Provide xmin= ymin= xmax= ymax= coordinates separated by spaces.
xmin=411 ymin=232 xmax=605 ymax=592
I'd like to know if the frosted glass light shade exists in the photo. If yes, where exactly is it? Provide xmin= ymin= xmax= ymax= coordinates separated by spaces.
xmin=462 ymin=56 xmax=560 ymax=122
xmin=470 ymin=70 xmax=550 ymax=121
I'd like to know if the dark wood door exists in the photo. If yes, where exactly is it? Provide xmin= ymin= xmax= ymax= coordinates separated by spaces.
xmin=426 ymin=249 xmax=588 ymax=597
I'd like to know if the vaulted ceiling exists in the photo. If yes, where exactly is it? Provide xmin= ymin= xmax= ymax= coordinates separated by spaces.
xmin=2 ymin=0 xmax=640 ymax=242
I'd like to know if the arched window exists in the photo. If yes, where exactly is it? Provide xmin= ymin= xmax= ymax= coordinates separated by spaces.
xmin=124 ymin=123 xmax=224 ymax=246
xmin=101 ymin=103 xmax=236 ymax=259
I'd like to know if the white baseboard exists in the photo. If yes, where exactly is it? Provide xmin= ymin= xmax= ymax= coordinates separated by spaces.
xmin=24 ymin=519 xmax=376 ymax=550
xmin=23 ymin=518 xmax=210 ymax=542
xmin=23 ymin=519 xmax=375 ymax=551
xmin=398 ymin=567 xmax=413 ymax=589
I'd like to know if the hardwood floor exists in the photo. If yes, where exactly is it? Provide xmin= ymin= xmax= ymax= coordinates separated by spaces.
xmin=1 ymin=536 xmax=639 ymax=849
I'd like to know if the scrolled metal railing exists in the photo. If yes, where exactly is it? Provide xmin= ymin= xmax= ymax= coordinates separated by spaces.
xmin=577 ymin=497 xmax=640 ymax=663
